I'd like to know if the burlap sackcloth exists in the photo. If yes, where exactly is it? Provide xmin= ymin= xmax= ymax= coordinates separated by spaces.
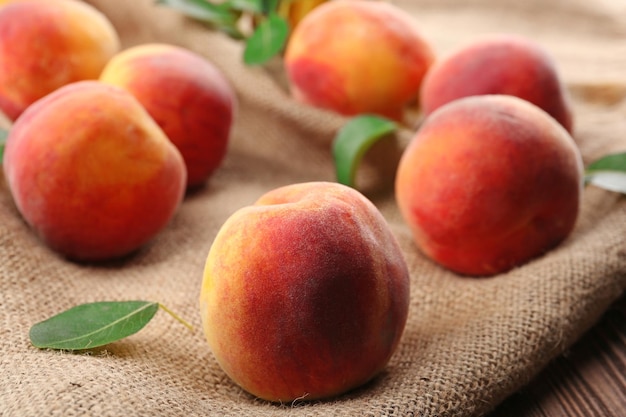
xmin=2 ymin=0 xmax=626 ymax=416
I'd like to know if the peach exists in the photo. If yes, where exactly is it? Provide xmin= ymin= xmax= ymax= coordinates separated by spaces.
xmin=395 ymin=95 xmax=583 ymax=277
xmin=0 ymin=0 xmax=120 ymax=121
xmin=420 ymin=34 xmax=574 ymax=133
xmin=2 ymin=81 xmax=186 ymax=262
xmin=200 ymin=181 xmax=410 ymax=402
xmin=284 ymin=0 xmax=435 ymax=121
xmin=277 ymin=0 xmax=328 ymax=32
xmin=100 ymin=44 xmax=236 ymax=189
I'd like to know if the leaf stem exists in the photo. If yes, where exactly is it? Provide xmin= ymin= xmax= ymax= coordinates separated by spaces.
xmin=158 ymin=303 xmax=194 ymax=332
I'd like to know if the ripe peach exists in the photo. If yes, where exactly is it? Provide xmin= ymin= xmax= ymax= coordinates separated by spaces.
xmin=395 ymin=95 xmax=583 ymax=277
xmin=2 ymin=81 xmax=186 ymax=262
xmin=200 ymin=181 xmax=410 ymax=402
xmin=277 ymin=0 xmax=328 ymax=32
xmin=284 ymin=0 xmax=435 ymax=121
xmin=420 ymin=34 xmax=574 ymax=133
xmin=100 ymin=44 xmax=236 ymax=189
xmin=0 ymin=0 xmax=120 ymax=121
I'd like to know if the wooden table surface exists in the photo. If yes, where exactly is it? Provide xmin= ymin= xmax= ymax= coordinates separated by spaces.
xmin=488 ymin=293 xmax=626 ymax=417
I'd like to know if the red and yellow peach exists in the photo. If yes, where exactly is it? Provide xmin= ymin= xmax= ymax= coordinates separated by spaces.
xmin=200 ymin=181 xmax=410 ymax=401
xmin=100 ymin=44 xmax=236 ymax=189
xmin=3 ymin=81 xmax=186 ymax=261
xmin=0 ymin=0 xmax=120 ymax=120
xmin=396 ymin=95 xmax=583 ymax=276
xmin=284 ymin=0 xmax=435 ymax=121
xmin=420 ymin=34 xmax=574 ymax=133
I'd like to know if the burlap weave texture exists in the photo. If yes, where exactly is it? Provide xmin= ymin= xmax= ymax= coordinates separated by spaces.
xmin=2 ymin=0 xmax=626 ymax=416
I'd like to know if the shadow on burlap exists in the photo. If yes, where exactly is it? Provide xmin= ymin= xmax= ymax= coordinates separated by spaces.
xmin=1 ymin=0 xmax=625 ymax=416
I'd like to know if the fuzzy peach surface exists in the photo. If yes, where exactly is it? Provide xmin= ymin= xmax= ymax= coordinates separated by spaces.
xmin=200 ymin=182 xmax=410 ymax=402
xmin=99 ymin=43 xmax=235 ymax=189
xmin=284 ymin=0 xmax=434 ymax=120
xmin=0 ymin=0 xmax=120 ymax=120
xmin=396 ymin=95 xmax=584 ymax=276
xmin=3 ymin=81 xmax=186 ymax=261
xmin=420 ymin=34 xmax=573 ymax=133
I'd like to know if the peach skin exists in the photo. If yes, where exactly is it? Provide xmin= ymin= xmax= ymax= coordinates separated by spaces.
xmin=100 ymin=43 xmax=236 ymax=189
xmin=0 ymin=0 xmax=120 ymax=120
xmin=420 ymin=34 xmax=574 ymax=133
xmin=200 ymin=181 xmax=410 ymax=402
xmin=277 ymin=0 xmax=328 ymax=32
xmin=2 ymin=81 xmax=186 ymax=262
xmin=284 ymin=0 xmax=435 ymax=121
xmin=395 ymin=95 xmax=583 ymax=277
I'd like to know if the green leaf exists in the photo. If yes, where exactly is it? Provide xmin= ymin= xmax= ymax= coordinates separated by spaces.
xmin=586 ymin=151 xmax=626 ymax=172
xmin=156 ymin=0 xmax=235 ymax=23
xmin=29 ymin=301 xmax=159 ymax=351
xmin=155 ymin=0 xmax=244 ymax=39
xmin=0 ymin=127 xmax=8 ymax=163
xmin=332 ymin=115 xmax=398 ymax=188
xmin=259 ymin=0 xmax=280 ymax=14
xmin=584 ymin=151 xmax=626 ymax=194
xmin=228 ymin=0 xmax=262 ymax=13
xmin=243 ymin=13 xmax=289 ymax=65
